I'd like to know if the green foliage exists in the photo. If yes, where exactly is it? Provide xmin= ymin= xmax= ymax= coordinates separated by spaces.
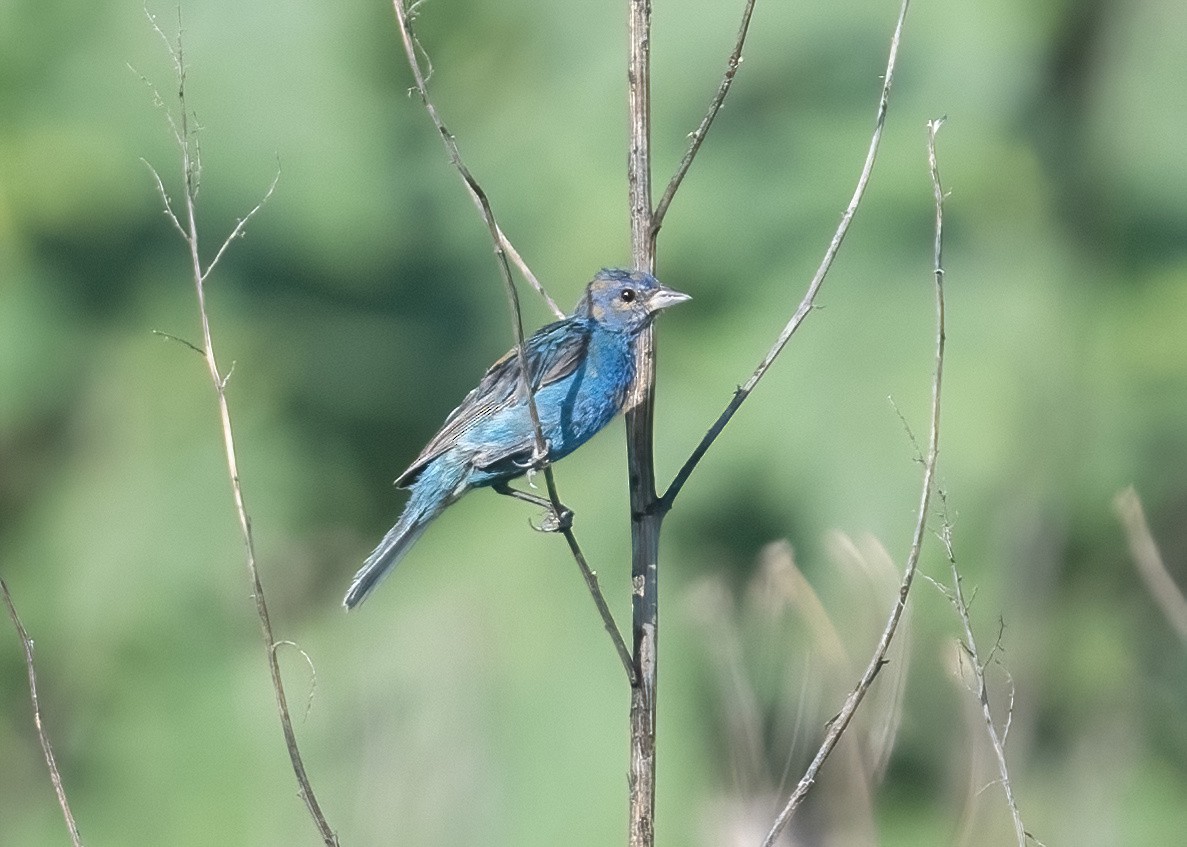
xmin=2 ymin=0 xmax=1185 ymax=844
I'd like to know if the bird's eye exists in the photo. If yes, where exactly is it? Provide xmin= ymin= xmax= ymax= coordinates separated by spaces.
xmin=620 ymin=288 xmax=636 ymax=303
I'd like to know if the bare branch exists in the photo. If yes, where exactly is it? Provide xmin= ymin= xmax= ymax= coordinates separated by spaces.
xmin=927 ymin=122 xmax=1034 ymax=847
xmin=387 ymin=1 xmax=563 ymax=317
xmin=272 ymin=640 xmax=320 ymax=725
xmin=143 ymin=14 xmax=338 ymax=843
xmin=389 ymin=0 xmax=633 ymax=682
xmin=1114 ymin=485 xmax=1187 ymax=646
xmin=660 ymin=0 xmax=912 ymax=510
xmin=759 ymin=98 xmax=938 ymax=847
xmin=652 ymin=0 xmax=758 ymax=232
xmin=151 ymin=329 xmax=205 ymax=356
xmin=938 ymin=494 xmax=1030 ymax=847
xmin=2 ymin=578 xmax=84 ymax=847
xmin=201 ymin=165 xmax=281 ymax=282
xmin=140 ymin=158 xmax=186 ymax=237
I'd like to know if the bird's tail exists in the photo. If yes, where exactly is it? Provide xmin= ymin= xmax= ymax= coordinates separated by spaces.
xmin=343 ymin=506 xmax=435 ymax=610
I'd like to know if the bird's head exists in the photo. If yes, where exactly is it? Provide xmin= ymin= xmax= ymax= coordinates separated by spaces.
xmin=577 ymin=268 xmax=690 ymax=332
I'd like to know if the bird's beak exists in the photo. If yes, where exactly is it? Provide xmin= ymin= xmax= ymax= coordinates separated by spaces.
xmin=646 ymin=285 xmax=692 ymax=313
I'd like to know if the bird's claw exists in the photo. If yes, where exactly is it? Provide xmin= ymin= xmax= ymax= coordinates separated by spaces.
xmin=513 ymin=443 xmax=552 ymax=489
xmin=531 ymin=506 xmax=574 ymax=534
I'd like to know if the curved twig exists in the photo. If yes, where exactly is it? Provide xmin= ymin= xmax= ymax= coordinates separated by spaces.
xmin=389 ymin=2 xmax=562 ymax=319
xmin=389 ymin=0 xmax=634 ymax=684
xmin=2 ymin=578 xmax=84 ymax=847
xmin=660 ymin=0 xmax=912 ymax=512
xmin=145 ymin=12 xmax=339 ymax=844
xmin=652 ymin=0 xmax=758 ymax=233
xmin=760 ymin=104 xmax=939 ymax=847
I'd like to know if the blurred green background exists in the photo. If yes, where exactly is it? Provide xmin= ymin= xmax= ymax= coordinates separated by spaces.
xmin=2 ymin=0 xmax=1186 ymax=844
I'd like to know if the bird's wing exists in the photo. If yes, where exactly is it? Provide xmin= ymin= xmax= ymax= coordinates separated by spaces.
xmin=395 ymin=318 xmax=590 ymax=487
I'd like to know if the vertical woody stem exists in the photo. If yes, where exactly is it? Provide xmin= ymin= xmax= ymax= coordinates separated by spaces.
xmin=625 ymin=1 xmax=659 ymax=846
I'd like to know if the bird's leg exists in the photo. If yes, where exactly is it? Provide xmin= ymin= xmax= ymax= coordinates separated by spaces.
xmin=492 ymin=481 xmax=574 ymax=532
xmin=514 ymin=441 xmax=553 ymax=489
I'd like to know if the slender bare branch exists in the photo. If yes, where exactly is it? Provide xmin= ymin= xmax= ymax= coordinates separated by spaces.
xmin=202 ymin=166 xmax=280 ymax=282
xmin=760 ymin=101 xmax=937 ymax=847
xmin=660 ymin=0 xmax=912 ymax=512
xmin=387 ymin=1 xmax=562 ymax=318
xmin=389 ymin=0 xmax=634 ymax=683
xmin=939 ymin=496 xmax=1032 ymax=847
xmin=2 ymin=578 xmax=84 ymax=847
xmin=1114 ymin=486 xmax=1187 ymax=646
xmin=144 ymin=17 xmax=338 ymax=844
xmin=652 ymin=0 xmax=758 ymax=232
xmin=927 ymin=116 xmax=1034 ymax=846
xmin=140 ymin=158 xmax=186 ymax=237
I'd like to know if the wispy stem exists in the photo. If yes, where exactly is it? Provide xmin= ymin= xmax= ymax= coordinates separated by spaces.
xmin=660 ymin=0 xmax=912 ymax=512
xmin=2 ymin=578 xmax=84 ymax=847
xmin=144 ymin=11 xmax=338 ymax=844
xmin=760 ymin=92 xmax=936 ymax=847
xmin=652 ymin=0 xmax=758 ymax=233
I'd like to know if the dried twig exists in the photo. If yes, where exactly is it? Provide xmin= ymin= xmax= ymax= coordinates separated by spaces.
xmin=652 ymin=0 xmax=758 ymax=233
xmin=388 ymin=0 xmax=635 ymax=683
xmin=2 ymin=578 xmax=84 ymax=847
xmin=759 ymin=103 xmax=937 ymax=847
xmin=390 ymin=2 xmax=562 ymax=318
xmin=1114 ymin=485 xmax=1187 ymax=646
xmin=938 ymin=494 xmax=1034 ymax=847
xmin=660 ymin=0 xmax=913 ymax=511
xmin=143 ymin=11 xmax=338 ymax=844
xmin=927 ymin=115 xmax=1034 ymax=846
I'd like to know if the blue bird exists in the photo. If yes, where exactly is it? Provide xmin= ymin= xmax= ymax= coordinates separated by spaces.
xmin=344 ymin=268 xmax=690 ymax=609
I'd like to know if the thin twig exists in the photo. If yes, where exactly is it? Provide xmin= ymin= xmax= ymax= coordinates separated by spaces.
xmin=144 ymin=14 xmax=338 ymax=844
xmin=939 ymin=497 xmax=1031 ymax=847
xmin=759 ymin=98 xmax=937 ymax=847
xmin=387 ymin=1 xmax=563 ymax=318
xmin=1 ymin=578 xmax=84 ymax=847
xmin=652 ymin=0 xmax=758 ymax=233
xmin=202 ymin=166 xmax=280 ymax=283
xmin=928 ymin=116 xmax=1032 ymax=847
xmin=660 ymin=0 xmax=912 ymax=512
xmin=389 ymin=0 xmax=634 ymax=683
xmin=1114 ymin=485 xmax=1187 ymax=646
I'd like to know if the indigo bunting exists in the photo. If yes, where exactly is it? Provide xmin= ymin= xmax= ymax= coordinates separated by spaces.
xmin=344 ymin=268 xmax=689 ymax=609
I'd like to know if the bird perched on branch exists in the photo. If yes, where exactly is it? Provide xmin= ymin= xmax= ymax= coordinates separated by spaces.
xmin=344 ymin=268 xmax=690 ymax=609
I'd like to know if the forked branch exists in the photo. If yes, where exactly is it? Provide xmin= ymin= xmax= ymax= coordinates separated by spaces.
xmin=936 ymin=491 xmax=1036 ymax=847
xmin=143 ymin=12 xmax=338 ymax=845
xmin=760 ymin=106 xmax=939 ymax=847
xmin=660 ymin=0 xmax=913 ymax=511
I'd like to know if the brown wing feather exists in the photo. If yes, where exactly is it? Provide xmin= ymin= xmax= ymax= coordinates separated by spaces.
xmin=394 ymin=319 xmax=590 ymax=487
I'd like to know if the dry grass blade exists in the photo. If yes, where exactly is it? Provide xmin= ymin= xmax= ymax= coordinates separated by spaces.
xmin=1114 ymin=485 xmax=1187 ymax=645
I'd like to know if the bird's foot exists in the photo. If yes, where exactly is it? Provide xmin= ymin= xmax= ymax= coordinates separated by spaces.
xmin=531 ymin=505 xmax=574 ymax=533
